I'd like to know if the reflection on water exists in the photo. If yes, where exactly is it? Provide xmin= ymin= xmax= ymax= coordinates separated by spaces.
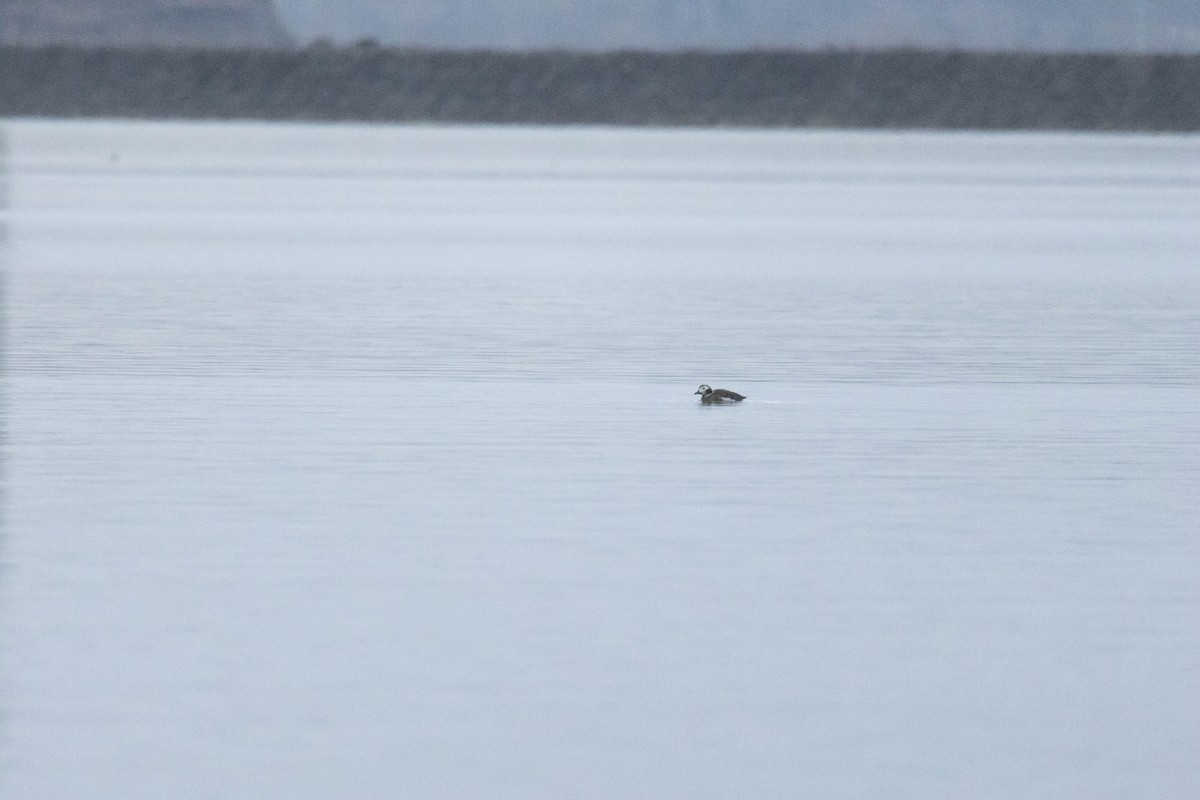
xmin=3 ymin=121 xmax=1200 ymax=799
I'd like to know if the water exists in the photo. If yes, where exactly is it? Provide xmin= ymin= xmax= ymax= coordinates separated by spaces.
xmin=2 ymin=120 xmax=1199 ymax=798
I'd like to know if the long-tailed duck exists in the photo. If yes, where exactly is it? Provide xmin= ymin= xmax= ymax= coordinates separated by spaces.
xmin=695 ymin=384 xmax=746 ymax=403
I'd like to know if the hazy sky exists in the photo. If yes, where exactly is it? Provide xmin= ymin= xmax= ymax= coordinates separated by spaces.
xmin=272 ymin=0 xmax=1200 ymax=52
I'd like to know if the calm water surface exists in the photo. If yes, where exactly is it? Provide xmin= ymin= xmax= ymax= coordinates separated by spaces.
xmin=2 ymin=121 xmax=1199 ymax=798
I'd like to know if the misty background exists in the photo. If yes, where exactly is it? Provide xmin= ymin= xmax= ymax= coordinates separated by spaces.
xmin=1 ymin=0 xmax=1198 ymax=52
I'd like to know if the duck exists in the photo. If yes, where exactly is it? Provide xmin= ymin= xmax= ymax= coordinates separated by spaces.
xmin=695 ymin=384 xmax=746 ymax=403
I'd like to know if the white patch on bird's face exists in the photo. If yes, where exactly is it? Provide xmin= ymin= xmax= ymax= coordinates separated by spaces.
xmin=695 ymin=384 xmax=711 ymax=396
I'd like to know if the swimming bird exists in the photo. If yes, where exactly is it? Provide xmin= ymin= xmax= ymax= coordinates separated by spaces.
xmin=695 ymin=384 xmax=746 ymax=403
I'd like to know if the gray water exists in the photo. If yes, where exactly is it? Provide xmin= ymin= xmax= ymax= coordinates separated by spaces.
xmin=2 ymin=121 xmax=1199 ymax=798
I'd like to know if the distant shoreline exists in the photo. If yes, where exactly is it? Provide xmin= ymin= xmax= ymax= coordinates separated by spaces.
xmin=2 ymin=45 xmax=1197 ymax=131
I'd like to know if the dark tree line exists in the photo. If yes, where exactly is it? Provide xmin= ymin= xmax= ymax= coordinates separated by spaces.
xmin=1 ymin=45 xmax=1197 ymax=130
